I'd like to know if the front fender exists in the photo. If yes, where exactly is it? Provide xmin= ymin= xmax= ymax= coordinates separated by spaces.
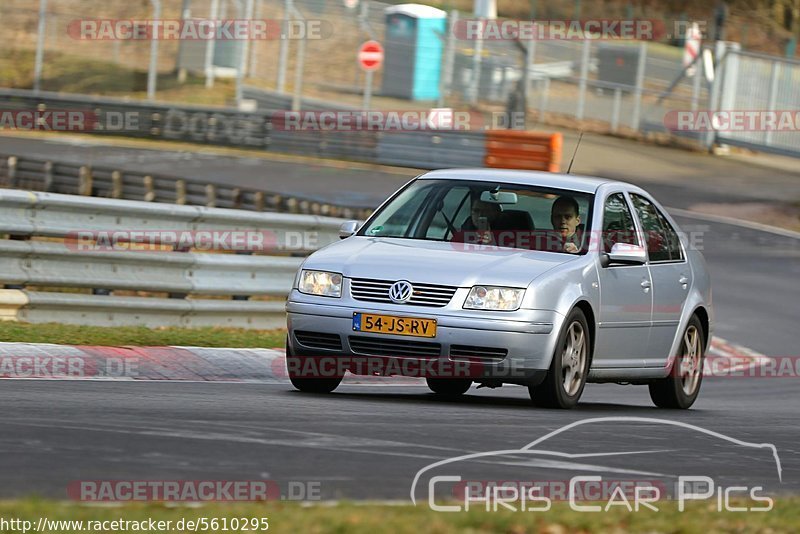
xmin=522 ymin=256 xmax=599 ymax=369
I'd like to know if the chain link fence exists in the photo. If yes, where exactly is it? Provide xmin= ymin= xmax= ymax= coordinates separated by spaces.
xmin=1 ymin=0 xmax=798 ymax=156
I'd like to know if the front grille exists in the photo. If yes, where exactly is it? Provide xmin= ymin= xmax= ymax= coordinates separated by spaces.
xmin=294 ymin=331 xmax=343 ymax=351
xmin=349 ymin=336 xmax=441 ymax=359
xmin=350 ymin=278 xmax=457 ymax=307
xmin=450 ymin=345 xmax=508 ymax=362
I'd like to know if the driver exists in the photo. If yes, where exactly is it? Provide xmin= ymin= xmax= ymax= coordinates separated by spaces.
xmin=453 ymin=195 xmax=502 ymax=245
xmin=550 ymin=195 xmax=582 ymax=253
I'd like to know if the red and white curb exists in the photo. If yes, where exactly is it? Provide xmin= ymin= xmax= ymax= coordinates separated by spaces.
xmin=0 ymin=338 xmax=780 ymax=383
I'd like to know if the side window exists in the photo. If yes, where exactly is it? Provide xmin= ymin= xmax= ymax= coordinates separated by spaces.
xmin=630 ymin=194 xmax=683 ymax=262
xmin=602 ymin=193 xmax=639 ymax=253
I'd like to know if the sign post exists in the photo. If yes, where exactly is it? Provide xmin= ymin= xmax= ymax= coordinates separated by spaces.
xmin=358 ymin=40 xmax=384 ymax=110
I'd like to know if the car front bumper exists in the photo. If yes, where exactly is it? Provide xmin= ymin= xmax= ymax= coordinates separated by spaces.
xmin=285 ymin=292 xmax=566 ymax=385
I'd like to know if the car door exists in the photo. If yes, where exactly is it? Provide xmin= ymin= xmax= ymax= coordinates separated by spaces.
xmin=593 ymin=192 xmax=653 ymax=367
xmin=629 ymin=193 xmax=690 ymax=367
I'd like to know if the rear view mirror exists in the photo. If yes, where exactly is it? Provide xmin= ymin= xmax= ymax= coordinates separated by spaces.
xmin=600 ymin=243 xmax=647 ymax=267
xmin=339 ymin=220 xmax=359 ymax=239
xmin=479 ymin=190 xmax=518 ymax=204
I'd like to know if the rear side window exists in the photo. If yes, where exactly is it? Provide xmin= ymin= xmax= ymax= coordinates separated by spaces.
xmin=630 ymin=194 xmax=684 ymax=262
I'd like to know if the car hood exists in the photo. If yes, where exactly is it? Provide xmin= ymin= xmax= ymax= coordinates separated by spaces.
xmin=304 ymin=237 xmax=579 ymax=287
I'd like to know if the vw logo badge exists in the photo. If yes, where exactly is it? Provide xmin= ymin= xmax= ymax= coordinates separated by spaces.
xmin=388 ymin=281 xmax=413 ymax=303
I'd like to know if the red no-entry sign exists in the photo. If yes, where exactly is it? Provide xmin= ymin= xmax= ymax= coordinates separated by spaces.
xmin=358 ymin=40 xmax=384 ymax=71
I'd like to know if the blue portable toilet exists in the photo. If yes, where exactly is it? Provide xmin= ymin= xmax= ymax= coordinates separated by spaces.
xmin=381 ymin=4 xmax=447 ymax=101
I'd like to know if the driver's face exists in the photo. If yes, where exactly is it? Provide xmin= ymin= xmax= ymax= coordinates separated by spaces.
xmin=551 ymin=206 xmax=580 ymax=237
xmin=471 ymin=201 xmax=498 ymax=225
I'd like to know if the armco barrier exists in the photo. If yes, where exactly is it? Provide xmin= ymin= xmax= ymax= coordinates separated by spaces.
xmin=0 ymin=153 xmax=373 ymax=219
xmin=0 ymin=188 xmax=347 ymax=329
xmin=242 ymin=85 xmax=358 ymax=112
xmin=376 ymin=131 xmax=486 ymax=169
xmin=484 ymin=131 xmax=563 ymax=172
xmin=0 ymin=88 xmax=563 ymax=174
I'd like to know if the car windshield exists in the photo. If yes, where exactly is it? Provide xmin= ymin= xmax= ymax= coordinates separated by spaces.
xmin=359 ymin=179 xmax=594 ymax=254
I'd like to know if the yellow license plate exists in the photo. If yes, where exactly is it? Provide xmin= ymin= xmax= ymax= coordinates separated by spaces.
xmin=352 ymin=312 xmax=437 ymax=338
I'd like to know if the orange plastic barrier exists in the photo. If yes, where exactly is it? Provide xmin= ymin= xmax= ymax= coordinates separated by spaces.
xmin=484 ymin=130 xmax=563 ymax=172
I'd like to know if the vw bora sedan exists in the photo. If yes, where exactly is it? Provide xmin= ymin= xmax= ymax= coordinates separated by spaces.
xmin=286 ymin=169 xmax=712 ymax=409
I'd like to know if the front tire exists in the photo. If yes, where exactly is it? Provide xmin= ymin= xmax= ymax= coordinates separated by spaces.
xmin=649 ymin=316 xmax=705 ymax=409
xmin=286 ymin=337 xmax=343 ymax=394
xmin=530 ymin=308 xmax=590 ymax=409
xmin=426 ymin=377 xmax=471 ymax=397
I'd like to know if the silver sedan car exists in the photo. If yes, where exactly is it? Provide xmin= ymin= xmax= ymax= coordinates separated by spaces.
xmin=285 ymin=169 xmax=713 ymax=409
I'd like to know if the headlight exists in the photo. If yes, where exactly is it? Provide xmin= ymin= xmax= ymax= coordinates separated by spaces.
xmin=464 ymin=286 xmax=524 ymax=311
xmin=298 ymin=270 xmax=343 ymax=298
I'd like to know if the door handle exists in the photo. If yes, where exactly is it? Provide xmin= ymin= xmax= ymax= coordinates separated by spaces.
xmin=640 ymin=279 xmax=651 ymax=290
xmin=679 ymin=275 xmax=689 ymax=289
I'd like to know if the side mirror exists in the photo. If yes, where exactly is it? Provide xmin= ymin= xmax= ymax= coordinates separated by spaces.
xmin=600 ymin=243 xmax=647 ymax=267
xmin=339 ymin=220 xmax=359 ymax=239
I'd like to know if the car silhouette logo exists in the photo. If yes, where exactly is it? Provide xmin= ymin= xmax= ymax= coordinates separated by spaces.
xmin=389 ymin=281 xmax=413 ymax=303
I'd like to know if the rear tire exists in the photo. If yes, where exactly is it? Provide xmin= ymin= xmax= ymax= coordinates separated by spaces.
xmin=426 ymin=377 xmax=471 ymax=397
xmin=286 ymin=337 xmax=343 ymax=394
xmin=649 ymin=316 xmax=704 ymax=409
xmin=530 ymin=308 xmax=590 ymax=409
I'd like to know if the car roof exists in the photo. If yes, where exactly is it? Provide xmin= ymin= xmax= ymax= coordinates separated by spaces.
xmin=419 ymin=168 xmax=622 ymax=194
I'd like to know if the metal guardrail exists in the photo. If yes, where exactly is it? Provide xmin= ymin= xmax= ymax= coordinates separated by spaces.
xmin=376 ymin=131 xmax=486 ymax=168
xmin=0 ymin=88 xmax=492 ymax=170
xmin=0 ymin=188 xmax=346 ymax=329
xmin=242 ymin=86 xmax=359 ymax=112
xmin=0 ymin=153 xmax=374 ymax=220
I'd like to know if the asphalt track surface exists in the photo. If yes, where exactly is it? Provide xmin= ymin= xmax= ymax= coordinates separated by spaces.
xmin=0 ymin=134 xmax=798 ymax=503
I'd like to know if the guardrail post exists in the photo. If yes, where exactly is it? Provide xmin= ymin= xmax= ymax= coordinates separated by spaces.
xmin=205 ymin=184 xmax=217 ymax=208
xmin=42 ymin=161 xmax=53 ymax=191
xmin=111 ymin=171 xmax=123 ymax=199
xmin=144 ymin=175 xmax=156 ymax=202
xmin=232 ymin=250 xmax=252 ymax=301
xmin=7 ymin=156 xmax=18 ymax=188
xmin=270 ymin=194 xmax=283 ymax=212
xmin=254 ymin=191 xmax=265 ymax=211
xmin=78 ymin=166 xmax=93 ymax=196
xmin=176 ymin=179 xmax=187 ymax=205
xmin=231 ymin=187 xmax=242 ymax=209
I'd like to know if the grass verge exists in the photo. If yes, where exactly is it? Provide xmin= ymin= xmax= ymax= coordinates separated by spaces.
xmin=1 ymin=499 xmax=798 ymax=533
xmin=0 ymin=49 xmax=234 ymax=106
xmin=0 ymin=322 xmax=285 ymax=348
